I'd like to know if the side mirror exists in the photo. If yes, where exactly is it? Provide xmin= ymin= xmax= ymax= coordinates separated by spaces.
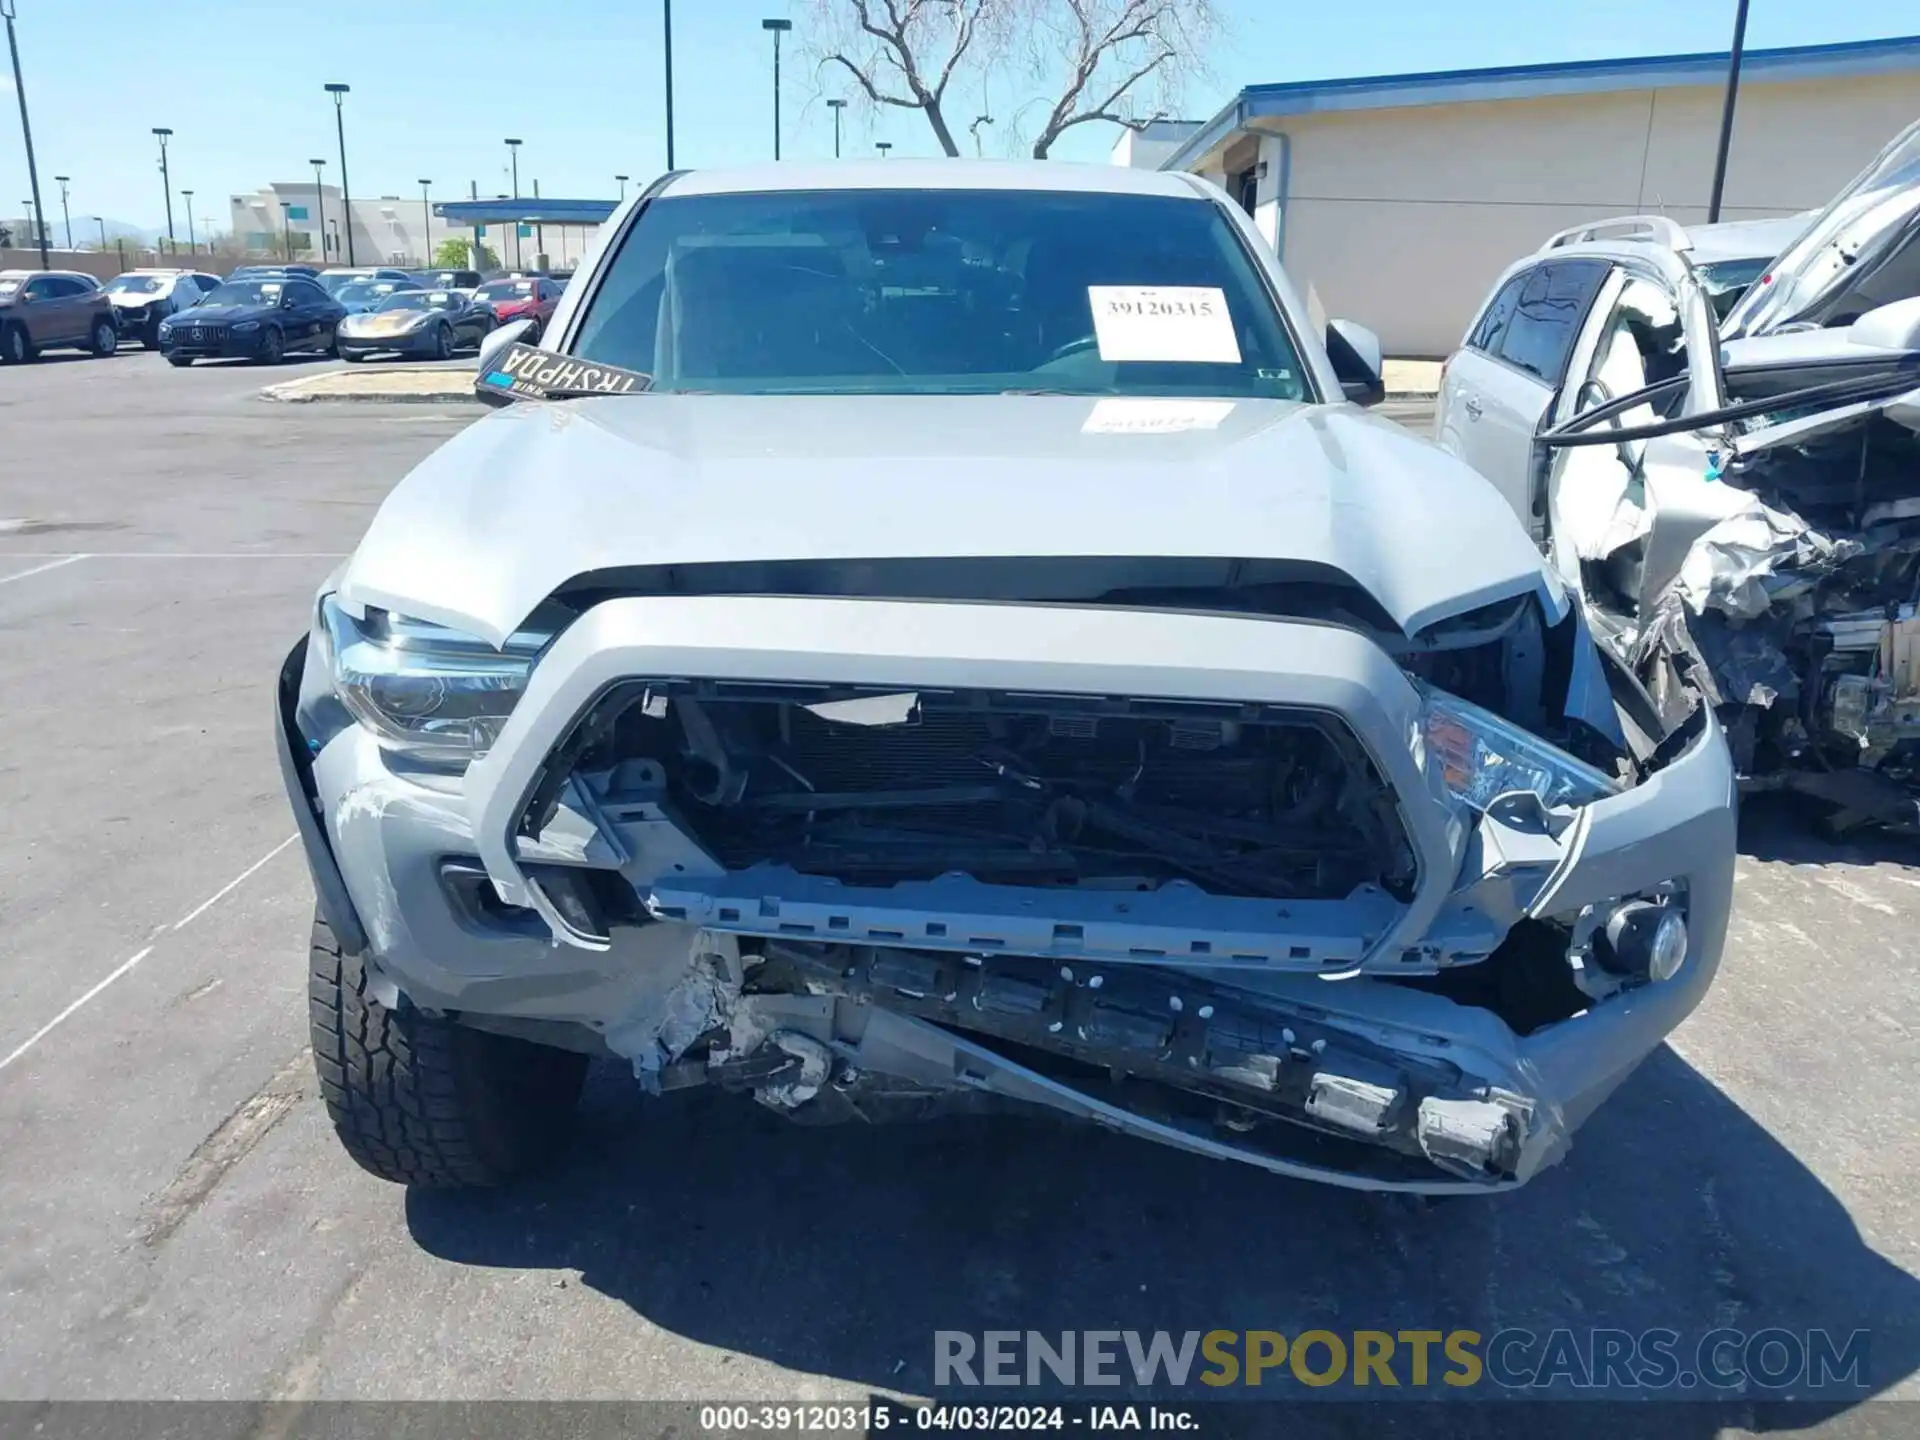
xmin=474 ymin=318 xmax=535 ymax=407
xmin=1325 ymin=319 xmax=1386 ymax=407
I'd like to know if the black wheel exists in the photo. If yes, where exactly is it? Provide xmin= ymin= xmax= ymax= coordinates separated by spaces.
xmin=307 ymin=914 xmax=589 ymax=1187
xmin=340 ymin=350 xmax=364 ymax=364
xmin=522 ymin=320 xmax=542 ymax=346
xmin=166 ymin=354 xmax=193 ymax=368
xmin=257 ymin=327 xmax=284 ymax=364
xmin=325 ymin=329 xmax=340 ymax=358
xmin=430 ymin=323 xmax=452 ymax=361
xmin=141 ymin=324 xmax=160 ymax=350
xmin=1 ymin=323 xmax=34 ymax=364
xmin=89 ymin=317 xmax=119 ymax=358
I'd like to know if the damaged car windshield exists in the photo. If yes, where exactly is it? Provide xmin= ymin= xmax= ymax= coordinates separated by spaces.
xmin=569 ymin=188 xmax=1311 ymax=399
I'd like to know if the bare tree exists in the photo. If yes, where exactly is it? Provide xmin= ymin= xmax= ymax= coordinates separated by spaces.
xmin=1022 ymin=0 xmax=1215 ymax=159
xmin=802 ymin=0 xmax=997 ymax=158
xmin=802 ymin=0 xmax=1212 ymax=160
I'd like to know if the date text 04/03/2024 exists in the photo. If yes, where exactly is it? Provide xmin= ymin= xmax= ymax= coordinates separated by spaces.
xmin=696 ymin=1403 xmax=1199 ymax=1432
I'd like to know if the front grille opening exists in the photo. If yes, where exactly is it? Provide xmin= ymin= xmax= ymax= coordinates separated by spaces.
xmin=560 ymin=682 xmax=1417 ymax=905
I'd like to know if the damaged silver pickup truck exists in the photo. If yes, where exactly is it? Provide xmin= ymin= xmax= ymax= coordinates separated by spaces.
xmin=278 ymin=161 xmax=1735 ymax=1198
xmin=1441 ymin=120 xmax=1920 ymax=831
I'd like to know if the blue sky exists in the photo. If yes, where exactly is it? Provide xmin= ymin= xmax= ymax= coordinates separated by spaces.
xmin=3 ymin=0 xmax=1917 ymax=234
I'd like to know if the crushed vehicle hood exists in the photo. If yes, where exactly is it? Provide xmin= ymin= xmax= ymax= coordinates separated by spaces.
xmin=337 ymin=395 xmax=1557 ymax=647
xmin=1722 ymin=117 xmax=1920 ymax=339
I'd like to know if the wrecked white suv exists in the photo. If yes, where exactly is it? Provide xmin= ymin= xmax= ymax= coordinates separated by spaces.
xmin=277 ymin=162 xmax=1735 ymax=1197
xmin=1440 ymin=119 xmax=1920 ymax=831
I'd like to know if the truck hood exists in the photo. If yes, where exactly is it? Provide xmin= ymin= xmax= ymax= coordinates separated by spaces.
xmin=337 ymin=395 xmax=1556 ymax=648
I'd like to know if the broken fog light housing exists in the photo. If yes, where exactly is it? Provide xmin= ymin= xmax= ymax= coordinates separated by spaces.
xmin=1420 ymin=687 xmax=1619 ymax=812
xmin=1600 ymin=899 xmax=1688 ymax=982
xmin=320 ymin=594 xmax=552 ymax=764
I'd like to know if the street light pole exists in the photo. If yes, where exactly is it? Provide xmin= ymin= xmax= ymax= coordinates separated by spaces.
xmin=418 ymin=179 xmax=432 ymax=268
xmin=827 ymin=98 xmax=846 ymax=158
xmin=152 ymin=127 xmax=174 ymax=248
xmin=280 ymin=200 xmax=293 ymax=263
xmin=181 ymin=189 xmax=194 ymax=255
xmin=2 ymin=0 xmax=49 ymax=266
xmin=93 ymin=215 xmax=106 ymax=250
xmin=876 ymin=141 xmax=892 ymax=159
xmin=504 ymin=139 xmax=522 ymax=268
xmin=324 ymin=83 xmax=354 ymax=264
xmin=52 ymin=173 xmax=70 ymax=248
xmin=761 ymin=18 xmax=792 ymax=161
xmin=616 ymin=173 xmax=629 ymax=200
xmin=663 ymin=0 xmax=676 ymax=170
xmin=309 ymin=158 xmax=327 ymax=261
xmin=1705 ymin=0 xmax=1751 ymax=225
xmin=21 ymin=198 xmax=36 ymax=251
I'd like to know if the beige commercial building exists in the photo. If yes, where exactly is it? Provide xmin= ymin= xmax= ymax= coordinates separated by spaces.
xmin=1119 ymin=36 xmax=1920 ymax=357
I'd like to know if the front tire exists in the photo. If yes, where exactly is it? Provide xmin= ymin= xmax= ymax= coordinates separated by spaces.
xmin=308 ymin=915 xmax=588 ymax=1187
xmin=429 ymin=323 xmax=452 ymax=361
xmin=89 ymin=317 xmax=119 ymax=357
xmin=1 ymin=323 xmax=34 ymax=364
xmin=166 ymin=354 xmax=193 ymax=368
xmin=257 ymin=327 xmax=284 ymax=364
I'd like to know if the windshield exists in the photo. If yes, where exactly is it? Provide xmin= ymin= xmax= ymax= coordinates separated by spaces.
xmin=570 ymin=188 xmax=1309 ymax=398
xmin=1697 ymin=258 xmax=1771 ymax=321
xmin=340 ymin=281 xmax=409 ymax=304
xmin=477 ymin=279 xmax=536 ymax=300
xmin=0 ymin=278 xmax=22 ymax=297
xmin=316 ymin=272 xmax=366 ymax=295
xmin=107 ymin=275 xmax=168 ymax=295
xmin=203 ymin=281 xmax=283 ymax=307
xmin=376 ymin=290 xmax=455 ymax=312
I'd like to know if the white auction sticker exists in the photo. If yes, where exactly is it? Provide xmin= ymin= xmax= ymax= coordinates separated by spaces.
xmin=1081 ymin=398 xmax=1236 ymax=434
xmin=1088 ymin=286 xmax=1240 ymax=364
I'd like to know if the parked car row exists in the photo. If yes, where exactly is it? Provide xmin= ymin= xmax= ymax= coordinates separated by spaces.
xmin=0 ymin=261 xmax=572 ymax=367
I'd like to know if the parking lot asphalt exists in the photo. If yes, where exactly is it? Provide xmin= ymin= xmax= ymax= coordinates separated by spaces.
xmin=2 ymin=350 xmax=1919 ymax=1426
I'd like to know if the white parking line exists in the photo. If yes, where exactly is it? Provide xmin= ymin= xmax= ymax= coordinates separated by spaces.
xmin=0 ymin=834 xmax=299 ymax=1075
xmin=0 ymin=554 xmax=88 ymax=586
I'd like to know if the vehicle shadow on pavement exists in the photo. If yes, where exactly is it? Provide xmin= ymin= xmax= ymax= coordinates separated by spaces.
xmin=1738 ymin=793 xmax=1920 ymax=869
xmin=405 ymin=1044 xmax=1920 ymax=1422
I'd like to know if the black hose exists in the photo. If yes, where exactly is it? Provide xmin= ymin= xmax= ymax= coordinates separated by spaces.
xmin=1541 ymin=366 xmax=1920 ymax=449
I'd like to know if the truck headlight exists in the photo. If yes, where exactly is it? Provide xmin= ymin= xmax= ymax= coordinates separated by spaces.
xmin=1420 ymin=686 xmax=1619 ymax=812
xmin=319 ymin=594 xmax=553 ymax=764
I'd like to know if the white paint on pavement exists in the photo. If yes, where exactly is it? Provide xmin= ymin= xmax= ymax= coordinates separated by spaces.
xmin=0 ymin=554 xmax=88 ymax=585
xmin=0 ymin=835 xmax=298 ymax=1075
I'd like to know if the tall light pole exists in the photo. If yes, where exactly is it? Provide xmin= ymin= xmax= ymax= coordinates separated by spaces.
xmin=663 ymin=0 xmax=676 ymax=170
xmin=280 ymin=200 xmax=293 ymax=263
xmin=309 ymin=158 xmax=327 ymax=261
xmin=1705 ymin=0 xmax=1751 ymax=225
xmin=418 ymin=179 xmax=432 ymax=267
xmin=21 ymin=197 xmax=36 ymax=250
xmin=876 ymin=141 xmax=892 ymax=159
xmin=504 ymin=138 xmax=522 ymax=267
xmin=616 ymin=173 xmax=629 ymax=200
xmin=52 ymin=173 xmax=70 ymax=248
xmin=324 ymin=83 xmax=354 ymax=264
xmin=761 ymin=18 xmax=792 ymax=161
xmin=827 ymin=98 xmax=846 ymax=158
xmin=181 ymin=189 xmax=194 ymax=255
xmin=152 ymin=127 xmax=174 ymax=248
xmin=2 ymin=0 xmax=49 ymax=266
xmin=93 ymin=215 xmax=106 ymax=250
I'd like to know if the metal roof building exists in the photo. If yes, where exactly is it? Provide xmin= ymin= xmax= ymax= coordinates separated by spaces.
xmin=1119 ymin=36 xmax=1920 ymax=355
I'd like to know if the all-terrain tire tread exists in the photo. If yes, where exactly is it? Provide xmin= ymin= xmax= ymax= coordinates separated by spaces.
xmin=308 ymin=916 xmax=584 ymax=1187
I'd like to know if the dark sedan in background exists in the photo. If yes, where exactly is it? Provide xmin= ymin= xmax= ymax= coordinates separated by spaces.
xmin=336 ymin=288 xmax=494 ymax=361
xmin=157 ymin=275 xmax=346 ymax=365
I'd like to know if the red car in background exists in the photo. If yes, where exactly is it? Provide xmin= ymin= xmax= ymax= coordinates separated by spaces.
xmin=474 ymin=275 xmax=564 ymax=342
